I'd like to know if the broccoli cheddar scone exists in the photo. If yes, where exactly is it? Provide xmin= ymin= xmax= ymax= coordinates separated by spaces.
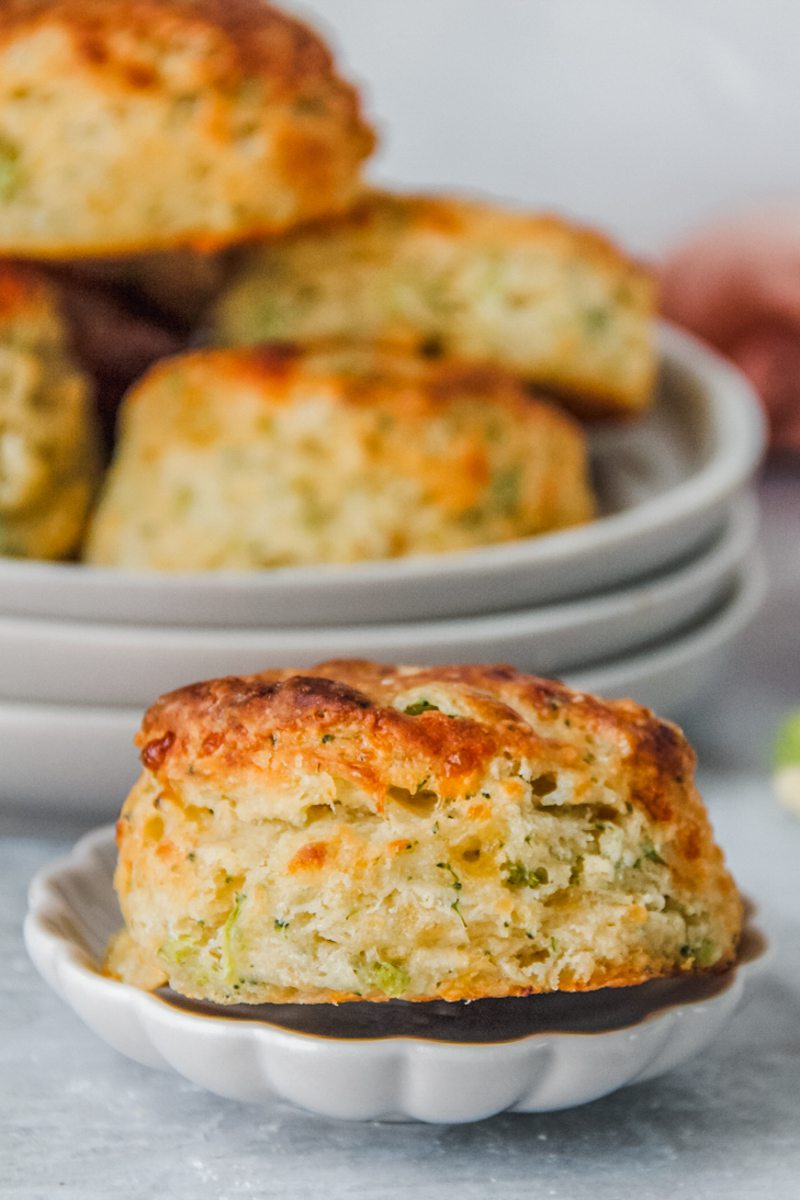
xmin=84 ymin=344 xmax=594 ymax=569
xmin=0 ymin=265 xmax=100 ymax=559
xmin=108 ymin=661 xmax=743 ymax=1005
xmin=211 ymin=191 xmax=658 ymax=418
xmin=0 ymin=0 xmax=375 ymax=256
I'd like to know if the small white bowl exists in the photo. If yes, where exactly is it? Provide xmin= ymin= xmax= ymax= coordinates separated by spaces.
xmin=0 ymin=325 xmax=766 ymax=627
xmin=0 ymin=562 xmax=765 ymax=815
xmin=0 ymin=497 xmax=757 ymax=707
xmin=24 ymin=827 xmax=767 ymax=1123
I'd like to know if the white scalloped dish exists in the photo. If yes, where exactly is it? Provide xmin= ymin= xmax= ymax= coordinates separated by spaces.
xmin=25 ymin=827 xmax=767 ymax=1123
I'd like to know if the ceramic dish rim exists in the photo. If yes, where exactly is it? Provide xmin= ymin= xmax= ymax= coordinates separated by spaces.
xmin=0 ymin=555 xmax=765 ymax=725
xmin=573 ymin=555 xmax=765 ymax=691
xmin=0 ymin=493 xmax=757 ymax=649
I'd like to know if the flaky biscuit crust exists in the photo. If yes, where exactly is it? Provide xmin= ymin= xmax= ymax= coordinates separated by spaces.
xmin=135 ymin=663 xmax=725 ymax=864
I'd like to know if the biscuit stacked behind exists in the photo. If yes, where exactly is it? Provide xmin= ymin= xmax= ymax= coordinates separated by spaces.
xmin=0 ymin=0 xmax=375 ymax=255
xmin=211 ymin=190 xmax=657 ymax=419
xmin=0 ymin=0 xmax=375 ymax=559
xmin=0 ymin=266 xmax=100 ymax=558
xmin=0 ymin=0 xmax=656 ymax=567
xmin=85 ymin=344 xmax=595 ymax=569
xmin=109 ymin=660 xmax=742 ymax=1005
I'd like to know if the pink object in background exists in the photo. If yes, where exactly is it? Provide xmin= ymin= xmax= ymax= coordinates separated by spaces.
xmin=661 ymin=207 xmax=800 ymax=453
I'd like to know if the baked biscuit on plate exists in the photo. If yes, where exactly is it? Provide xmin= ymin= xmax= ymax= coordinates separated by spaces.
xmin=0 ymin=0 xmax=375 ymax=256
xmin=108 ymin=661 xmax=743 ymax=1005
xmin=211 ymin=190 xmax=657 ymax=417
xmin=84 ymin=344 xmax=594 ymax=569
xmin=0 ymin=265 xmax=100 ymax=559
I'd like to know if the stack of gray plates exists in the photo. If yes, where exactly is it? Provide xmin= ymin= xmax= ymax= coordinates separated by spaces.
xmin=0 ymin=326 xmax=766 ymax=814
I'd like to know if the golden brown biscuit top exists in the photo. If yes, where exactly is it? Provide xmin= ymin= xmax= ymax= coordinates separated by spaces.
xmin=126 ymin=343 xmax=577 ymax=422
xmin=0 ymin=0 xmax=369 ymax=107
xmin=137 ymin=661 xmax=697 ymax=841
xmin=304 ymin=190 xmax=653 ymax=284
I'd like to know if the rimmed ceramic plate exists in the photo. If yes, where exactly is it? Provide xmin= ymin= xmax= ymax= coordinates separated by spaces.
xmin=0 ymin=325 xmax=765 ymax=627
xmin=0 ymin=496 xmax=757 ymax=706
xmin=0 ymin=561 xmax=765 ymax=814
xmin=24 ymin=827 xmax=767 ymax=1123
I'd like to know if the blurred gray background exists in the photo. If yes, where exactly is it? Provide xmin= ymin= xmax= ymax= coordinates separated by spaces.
xmin=288 ymin=0 xmax=800 ymax=254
